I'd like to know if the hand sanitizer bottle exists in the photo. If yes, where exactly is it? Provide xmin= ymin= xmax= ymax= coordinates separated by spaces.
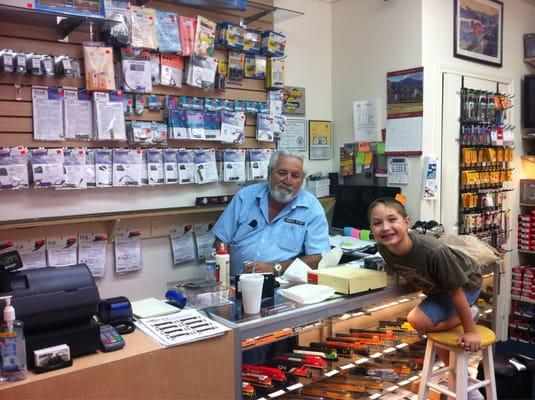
xmin=0 ymin=295 xmax=27 ymax=381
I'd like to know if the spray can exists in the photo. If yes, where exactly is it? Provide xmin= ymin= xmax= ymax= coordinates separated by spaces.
xmin=215 ymin=244 xmax=230 ymax=287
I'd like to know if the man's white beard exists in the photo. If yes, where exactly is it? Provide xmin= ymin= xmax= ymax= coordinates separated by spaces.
xmin=269 ymin=184 xmax=297 ymax=203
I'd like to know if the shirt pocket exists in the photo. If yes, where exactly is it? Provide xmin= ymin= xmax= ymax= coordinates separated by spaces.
xmin=277 ymin=223 xmax=305 ymax=253
xmin=232 ymin=213 xmax=259 ymax=247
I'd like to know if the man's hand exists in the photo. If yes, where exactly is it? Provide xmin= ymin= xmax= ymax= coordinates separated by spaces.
xmin=457 ymin=331 xmax=481 ymax=352
xmin=244 ymin=261 xmax=274 ymax=274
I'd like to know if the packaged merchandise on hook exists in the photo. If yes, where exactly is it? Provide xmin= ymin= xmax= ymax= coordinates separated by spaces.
xmin=83 ymin=42 xmax=115 ymax=91
xmin=29 ymin=148 xmax=65 ymax=189
xmin=146 ymin=148 xmax=164 ymax=186
xmin=102 ymin=0 xmax=132 ymax=48
xmin=120 ymin=48 xmax=152 ymax=93
xmin=0 ymin=147 xmax=29 ymax=190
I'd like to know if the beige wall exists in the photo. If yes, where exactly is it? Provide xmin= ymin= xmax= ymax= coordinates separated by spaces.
xmin=331 ymin=0 xmax=422 ymax=219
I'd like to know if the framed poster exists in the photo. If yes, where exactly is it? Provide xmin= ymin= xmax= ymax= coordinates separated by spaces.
xmin=454 ymin=0 xmax=503 ymax=67
xmin=309 ymin=120 xmax=332 ymax=160
xmin=277 ymin=118 xmax=307 ymax=151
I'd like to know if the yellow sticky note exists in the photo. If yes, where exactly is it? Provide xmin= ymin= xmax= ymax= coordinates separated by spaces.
xmin=364 ymin=152 xmax=373 ymax=165
xmin=355 ymin=152 xmax=366 ymax=165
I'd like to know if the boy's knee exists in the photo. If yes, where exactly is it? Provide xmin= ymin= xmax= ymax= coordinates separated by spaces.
xmin=407 ymin=309 xmax=433 ymax=333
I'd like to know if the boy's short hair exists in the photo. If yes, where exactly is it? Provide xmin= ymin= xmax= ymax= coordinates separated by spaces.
xmin=367 ymin=197 xmax=408 ymax=222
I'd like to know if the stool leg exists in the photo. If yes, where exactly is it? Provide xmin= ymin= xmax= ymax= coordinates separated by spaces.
xmin=481 ymin=346 xmax=497 ymax=400
xmin=455 ymin=348 xmax=468 ymax=400
xmin=448 ymin=350 xmax=456 ymax=397
xmin=419 ymin=339 xmax=436 ymax=400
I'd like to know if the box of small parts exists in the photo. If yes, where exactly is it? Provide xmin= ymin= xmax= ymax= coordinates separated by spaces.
xmin=308 ymin=266 xmax=386 ymax=295
xmin=167 ymin=280 xmax=231 ymax=309
xmin=306 ymin=178 xmax=330 ymax=198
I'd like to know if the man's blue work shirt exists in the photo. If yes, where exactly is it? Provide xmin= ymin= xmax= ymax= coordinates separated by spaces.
xmin=212 ymin=183 xmax=330 ymax=276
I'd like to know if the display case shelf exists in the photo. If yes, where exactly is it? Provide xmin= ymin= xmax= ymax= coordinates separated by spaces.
xmin=0 ymin=4 xmax=116 ymax=40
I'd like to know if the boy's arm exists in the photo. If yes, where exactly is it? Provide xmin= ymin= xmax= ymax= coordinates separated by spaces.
xmin=449 ymin=287 xmax=481 ymax=352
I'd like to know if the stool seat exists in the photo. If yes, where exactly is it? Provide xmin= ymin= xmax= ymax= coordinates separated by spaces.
xmin=427 ymin=324 xmax=496 ymax=347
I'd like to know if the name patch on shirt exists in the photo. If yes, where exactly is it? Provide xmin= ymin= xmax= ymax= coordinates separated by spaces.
xmin=284 ymin=218 xmax=305 ymax=226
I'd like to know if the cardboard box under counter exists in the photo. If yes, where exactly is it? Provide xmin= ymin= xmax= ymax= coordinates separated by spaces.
xmin=308 ymin=266 xmax=387 ymax=295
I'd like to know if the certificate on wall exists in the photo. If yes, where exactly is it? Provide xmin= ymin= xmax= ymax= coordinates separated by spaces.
xmin=278 ymin=118 xmax=307 ymax=151
xmin=309 ymin=120 xmax=332 ymax=160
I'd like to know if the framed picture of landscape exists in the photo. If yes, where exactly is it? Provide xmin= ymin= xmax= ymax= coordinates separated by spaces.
xmin=454 ymin=0 xmax=503 ymax=67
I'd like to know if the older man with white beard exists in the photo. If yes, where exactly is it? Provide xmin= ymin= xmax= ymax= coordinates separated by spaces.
xmin=212 ymin=150 xmax=330 ymax=277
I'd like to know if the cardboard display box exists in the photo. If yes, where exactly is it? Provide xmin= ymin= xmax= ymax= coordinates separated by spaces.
xmin=308 ymin=266 xmax=386 ymax=294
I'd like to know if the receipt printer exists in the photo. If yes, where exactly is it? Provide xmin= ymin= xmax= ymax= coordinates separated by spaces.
xmin=0 ymin=264 xmax=100 ymax=367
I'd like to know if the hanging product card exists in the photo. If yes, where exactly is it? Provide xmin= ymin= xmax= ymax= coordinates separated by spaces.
xmin=163 ymin=148 xmax=178 ymax=184
xmin=115 ymin=229 xmax=142 ymax=274
xmin=220 ymin=111 xmax=245 ymax=144
xmin=93 ymin=92 xmax=126 ymax=141
xmin=62 ymin=148 xmax=87 ymax=189
xmin=9 ymin=239 xmax=46 ymax=270
xmin=85 ymin=149 xmax=96 ymax=188
xmin=150 ymin=52 xmax=161 ymax=85
xmin=131 ymin=6 xmax=158 ymax=50
xmin=95 ymin=148 xmax=113 ymax=187
xmin=46 ymin=236 xmax=78 ymax=267
xmin=186 ymin=54 xmax=218 ymax=89
xmin=422 ymin=156 xmax=440 ymax=200
xmin=29 ymin=148 xmax=65 ymax=188
xmin=147 ymin=148 xmax=164 ymax=185
xmin=0 ymin=147 xmax=29 ymax=190
xmin=266 ymin=57 xmax=285 ymax=90
xmin=178 ymin=148 xmax=195 ymax=184
xmin=222 ymin=149 xmax=246 ymax=182
xmin=78 ymin=233 xmax=108 ymax=278
xmin=160 ymin=54 xmax=183 ymax=88
xmin=387 ymin=157 xmax=409 ymax=185
xmin=194 ymin=222 xmax=215 ymax=261
xmin=194 ymin=15 xmax=217 ymax=58
xmin=83 ymin=42 xmax=115 ymax=91
xmin=63 ymin=89 xmax=93 ymax=140
xmin=178 ymin=16 xmax=196 ymax=56
xmin=247 ymin=148 xmax=271 ymax=181
xmin=35 ymin=0 xmax=105 ymax=18
xmin=193 ymin=149 xmax=218 ymax=184
xmin=32 ymin=86 xmax=64 ymax=141
xmin=156 ymin=11 xmax=181 ymax=53
xmin=186 ymin=110 xmax=205 ymax=140
xmin=113 ymin=148 xmax=142 ymax=187
xmin=170 ymin=225 xmax=196 ymax=265
xmin=121 ymin=48 xmax=152 ymax=93
xmin=256 ymin=113 xmax=275 ymax=142
xmin=203 ymin=111 xmax=221 ymax=141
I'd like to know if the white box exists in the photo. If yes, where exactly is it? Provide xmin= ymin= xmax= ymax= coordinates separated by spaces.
xmin=306 ymin=179 xmax=330 ymax=198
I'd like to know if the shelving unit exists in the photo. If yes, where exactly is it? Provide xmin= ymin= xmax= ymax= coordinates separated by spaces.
xmin=457 ymin=87 xmax=514 ymax=250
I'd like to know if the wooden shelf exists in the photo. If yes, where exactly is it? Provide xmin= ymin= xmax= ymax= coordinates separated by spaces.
xmin=518 ymin=249 xmax=535 ymax=255
xmin=0 ymin=196 xmax=336 ymax=231
xmin=521 ymin=134 xmax=535 ymax=140
xmin=520 ymin=203 xmax=535 ymax=207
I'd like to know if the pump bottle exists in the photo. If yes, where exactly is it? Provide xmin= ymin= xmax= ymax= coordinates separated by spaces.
xmin=215 ymin=244 xmax=230 ymax=287
xmin=0 ymin=295 xmax=27 ymax=382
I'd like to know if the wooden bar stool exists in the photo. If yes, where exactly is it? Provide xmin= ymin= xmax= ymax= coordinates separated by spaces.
xmin=418 ymin=324 xmax=497 ymax=400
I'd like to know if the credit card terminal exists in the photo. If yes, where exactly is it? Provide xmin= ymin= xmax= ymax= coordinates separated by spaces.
xmin=99 ymin=325 xmax=125 ymax=352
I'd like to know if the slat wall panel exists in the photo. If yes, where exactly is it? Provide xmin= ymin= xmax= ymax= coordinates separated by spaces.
xmin=0 ymin=0 xmax=275 ymax=151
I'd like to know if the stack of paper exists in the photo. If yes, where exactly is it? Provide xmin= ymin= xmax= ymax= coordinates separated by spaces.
xmin=135 ymin=309 xmax=230 ymax=348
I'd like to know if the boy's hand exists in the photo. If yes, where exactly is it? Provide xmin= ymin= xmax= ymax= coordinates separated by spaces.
xmin=458 ymin=332 xmax=481 ymax=352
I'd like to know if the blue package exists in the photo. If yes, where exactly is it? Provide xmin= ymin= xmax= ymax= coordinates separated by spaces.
xmin=156 ymin=11 xmax=181 ymax=53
